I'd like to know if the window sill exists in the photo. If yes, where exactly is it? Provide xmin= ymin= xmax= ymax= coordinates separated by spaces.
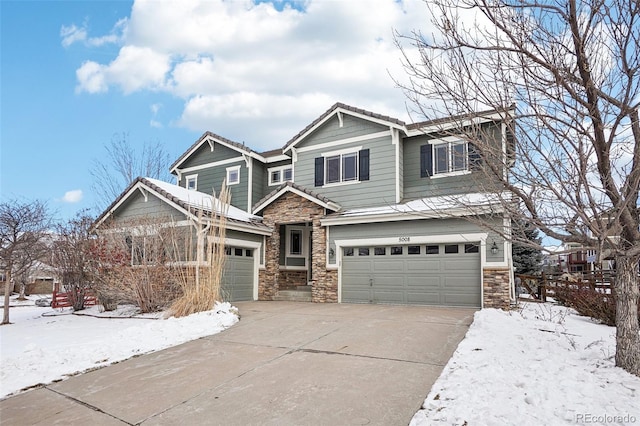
xmin=322 ymin=180 xmax=361 ymax=188
xmin=430 ymin=170 xmax=471 ymax=179
xmin=279 ymin=266 xmax=308 ymax=271
xmin=269 ymin=179 xmax=293 ymax=186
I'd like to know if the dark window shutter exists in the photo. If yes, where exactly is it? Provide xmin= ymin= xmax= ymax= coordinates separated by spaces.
xmin=314 ymin=157 xmax=324 ymax=187
xmin=468 ymin=141 xmax=482 ymax=170
xmin=420 ymin=144 xmax=432 ymax=177
xmin=359 ymin=149 xmax=370 ymax=181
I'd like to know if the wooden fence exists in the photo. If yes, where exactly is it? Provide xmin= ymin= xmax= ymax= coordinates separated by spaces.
xmin=516 ymin=270 xmax=616 ymax=302
xmin=52 ymin=290 xmax=98 ymax=309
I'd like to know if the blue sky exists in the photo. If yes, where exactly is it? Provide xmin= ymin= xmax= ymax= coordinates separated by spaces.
xmin=1 ymin=0 xmax=431 ymax=221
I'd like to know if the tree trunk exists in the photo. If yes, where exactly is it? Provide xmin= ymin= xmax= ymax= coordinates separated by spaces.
xmin=614 ymin=255 xmax=640 ymax=376
xmin=2 ymin=269 xmax=12 ymax=325
xmin=18 ymin=279 xmax=27 ymax=300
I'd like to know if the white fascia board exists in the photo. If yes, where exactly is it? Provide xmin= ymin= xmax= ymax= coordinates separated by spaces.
xmin=94 ymin=181 xmax=198 ymax=230
xmin=217 ymin=220 xmax=272 ymax=236
xmin=253 ymin=186 xmax=340 ymax=214
xmin=296 ymin=131 xmax=390 ymax=154
xmin=170 ymin=135 xmax=266 ymax=174
xmin=405 ymin=110 xmax=512 ymax=136
xmin=320 ymin=205 xmax=500 ymax=226
xmin=284 ymin=107 xmax=403 ymax=154
xmin=264 ymin=154 xmax=290 ymax=163
xmin=175 ymin=156 xmax=245 ymax=177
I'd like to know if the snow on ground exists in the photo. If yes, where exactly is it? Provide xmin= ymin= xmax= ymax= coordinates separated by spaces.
xmin=0 ymin=295 xmax=238 ymax=398
xmin=411 ymin=302 xmax=640 ymax=426
xmin=3 ymin=295 xmax=640 ymax=426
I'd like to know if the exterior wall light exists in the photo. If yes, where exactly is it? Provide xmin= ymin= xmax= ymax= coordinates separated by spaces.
xmin=490 ymin=241 xmax=499 ymax=255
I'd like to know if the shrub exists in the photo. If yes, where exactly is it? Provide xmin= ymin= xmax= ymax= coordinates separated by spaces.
xmin=554 ymin=285 xmax=639 ymax=326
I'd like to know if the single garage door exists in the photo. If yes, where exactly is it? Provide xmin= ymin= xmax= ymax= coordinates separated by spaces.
xmin=341 ymin=243 xmax=481 ymax=307
xmin=221 ymin=246 xmax=255 ymax=302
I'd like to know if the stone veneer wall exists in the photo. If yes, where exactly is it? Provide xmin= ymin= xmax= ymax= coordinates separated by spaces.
xmin=279 ymin=270 xmax=307 ymax=289
xmin=483 ymin=268 xmax=511 ymax=309
xmin=260 ymin=192 xmax=338 ymax=302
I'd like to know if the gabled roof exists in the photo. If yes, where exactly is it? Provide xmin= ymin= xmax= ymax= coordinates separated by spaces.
xmin=93 ymin=177 xmax=271 ymax=235
xmin=170 ymin=131 xmax=266 ymax=175
xmin=405 ymin=105 xmax=515 ymax=135
xmin=282 ymin=102 xmax=407 ymax=153
xmin=252 ymin=181 xmax=341 ymax=214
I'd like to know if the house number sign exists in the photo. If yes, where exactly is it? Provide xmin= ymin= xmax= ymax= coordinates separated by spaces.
xmin=398 ymin=236 xmax=410 ymax=242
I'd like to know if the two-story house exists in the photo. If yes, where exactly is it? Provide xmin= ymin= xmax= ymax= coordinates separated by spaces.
xmin=94 ymin=103 xmax=514 ymax=308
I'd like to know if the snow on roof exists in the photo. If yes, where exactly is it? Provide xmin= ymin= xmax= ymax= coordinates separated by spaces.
xmin=331 ymin=192 xmax=503 ymax=219
xmin=144 ymin=178 xmax=260 ymax=223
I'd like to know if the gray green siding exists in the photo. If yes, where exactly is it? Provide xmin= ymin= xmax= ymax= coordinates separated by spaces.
xmin=294 ymin=135 xmax=396 ymax=209
xmin=294 ymin=114 xmax=388 ymax=150
xmin=402 ymin=123 xmax=503 ymax=200
xmin=112 ymin=191 xmax=184 ymax=223
xmin=251 ymin=160 xmax=265 ymax=209
xmin=179 ymin=141 xmax=242 ymax=170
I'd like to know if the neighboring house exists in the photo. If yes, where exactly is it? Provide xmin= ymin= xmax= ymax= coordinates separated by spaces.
xmin=95 ymin=103 xmax=515 ymax=308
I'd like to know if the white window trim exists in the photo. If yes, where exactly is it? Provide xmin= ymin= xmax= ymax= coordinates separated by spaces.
xmin=431 ymin=139 xmax=470 ymax=177
xmin=322 ymin=146 xmax=361 ymax=187
xmin=226 ymin=165 xmax=241 ymax=185
xmin=267 ymin=165 xmax=294 ymax=186
xmin=185 ymin=174 xmax=198 ymax=190
xmin=286 ymin=227 xmax=306 ymax=258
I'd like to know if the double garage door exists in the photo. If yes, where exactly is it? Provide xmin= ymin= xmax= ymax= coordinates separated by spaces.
xmin=341 ymin=242 xmax=481 ymax=307
xmin=221 ymin=246 xmax=255 ymax=302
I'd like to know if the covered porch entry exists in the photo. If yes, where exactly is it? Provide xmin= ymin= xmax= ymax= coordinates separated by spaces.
xmin=254 ymin=182 xmax=340 ymax=302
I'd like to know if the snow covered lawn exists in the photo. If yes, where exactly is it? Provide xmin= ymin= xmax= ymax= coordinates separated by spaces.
xmin=3 ymin=296 xmax=639 ymax=426
xmin=0 ymin=295 xmax=238 ymax=398
xmin=411 ymin=302 xmax=640 ymax=426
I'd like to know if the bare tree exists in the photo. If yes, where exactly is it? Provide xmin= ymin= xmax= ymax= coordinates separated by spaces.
xmin=0 ymin=199 xmax=51 ymax=324
xmin=50 ymin=212 xmax=96 ymax=311
xmin=90 ymin=133 xmax=172 ymax=210
xmin=395 ymin=0 xmax=639 ymax=375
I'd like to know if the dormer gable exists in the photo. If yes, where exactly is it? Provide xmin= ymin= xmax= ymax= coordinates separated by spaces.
xmin=282 ymin=102 xmax=406 ymax=155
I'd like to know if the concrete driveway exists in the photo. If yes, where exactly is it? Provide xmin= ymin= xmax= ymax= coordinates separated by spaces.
xmin=0 ymin=301 xmax=475 ymax=426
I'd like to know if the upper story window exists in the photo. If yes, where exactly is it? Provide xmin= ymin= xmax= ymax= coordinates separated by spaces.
xmin=326 ymin=152 xmax=357 ymax=184
xmin=434 ymin=141 xmax=468 ymax=175
xmin=315 ymin=147 xmax=369 ymax=187
xmin=421 ymin=138 xmax=478 ymax=178
xmin=268 ymin=165 xmax=293 ymax=186
xmin=227 ymin=165 xmax=240 ymax=185
xmin=185 ymin=174 xmax=197 ymax=191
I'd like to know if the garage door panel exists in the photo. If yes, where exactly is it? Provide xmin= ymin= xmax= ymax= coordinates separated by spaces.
xmin=372 ymin=276 xmax=404 ymax=288
xmin=372 ymin=290 xmax=404 ymax=304
xmin=443 ymin=293 xmax=480 ymax=306
xmin=372 ymin=261 xmax=404 ymax=272
xmin=406 ymin=276 xmax=441 ymax=288
xmin=443 ymin=276 xmax=478 ymax=290
xmin=444 ymin=259 xmax=477 ymax=271
xmin=220 ymin=247 xmax=255 ymax=302
xmin=405 ymin=259 xmax=431 ymax=272
xmin=344 ymin=261 xmax=373 ymax=273
xmin=342 ymin=244 xmax=481 ymax=307
xmin=342 ymin=288 xmax=372 ymax=303
xmin=405 ymin=291 xmax=442 ymax=305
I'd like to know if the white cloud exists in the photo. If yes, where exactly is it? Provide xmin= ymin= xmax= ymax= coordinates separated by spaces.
xmin=62 ymin=190 xmax=83 ymax=203
xmin=61 ymin=18 xmax=126 ymax=48
xmin=76 ymin=61 xmax=108 ymax=94
xmin=74 ymin=0 xmax=434 ymax=147
xmin=60 ymin=24 xmax=87 ymax=48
